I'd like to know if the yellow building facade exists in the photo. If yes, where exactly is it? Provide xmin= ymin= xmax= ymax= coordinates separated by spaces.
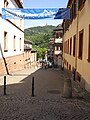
xmin=63 ymin=0 xmax=90 ymax=92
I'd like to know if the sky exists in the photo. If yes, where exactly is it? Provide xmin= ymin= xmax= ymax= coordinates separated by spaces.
xmin=23 ymin=0 xmax=68 ymax=29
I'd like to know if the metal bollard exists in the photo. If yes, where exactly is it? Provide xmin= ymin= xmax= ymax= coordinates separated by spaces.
xmin=4 ymin=76 xmax=6 ymax=95
xmin=32 ymin=76 xmax=35 ymax=97
xmin=63 ymin=78 xmax=72 ymax=98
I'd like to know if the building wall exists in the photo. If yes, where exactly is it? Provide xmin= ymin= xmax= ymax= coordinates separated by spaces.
xmin=63 ymin=0 xmax=90 ymax=92
xmin=0 ymin=54 xmax=24 ymax=75
xmin=24 ymin=51 xmax=31 ymax=68
xmin=0 ymin=0 xmax=24 ymax=75
xmin=0 ymin=19 xmax=24 ymax=58
xmin=31 ymin=52 xmax=37 ymax=64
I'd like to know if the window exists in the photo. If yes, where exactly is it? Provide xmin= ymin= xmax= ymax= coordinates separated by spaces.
xmin=70 ymin=1 xmax=76 ymax=22
xmin=4 ymin=0 xmax=9 ymax=8
xmin=69 ymin=64 xmax=71 ymax=71
xmin=56 ymin=33 xmax=59 ymax=38
xmin=70 ymin=3 xmax=73 ymax=22
xmin=13 ymin=35 xmax=16 ymax=51
xmin=64 ymin=40 xmax=69 ymax=54
xmin=20 ymin=38 xmax=21 ymax=51
xmin=68 ymin=39 xmax=69 ymax=54
xmin=70 ymin=37 xmax=72 ymax=55
xmin=4 ymin=31 xmax=8 ymax=52
xmin=78 ymin=0 xmax=86 ymax=11
xmin=58 ymin=47 xmax=60 ymax=51
xmin=55 ymin=46 xmax=57 ymax=51
xmin=57 ymin=46 xmax=58 ymax=51
xmin=78 ymin=29 xmax=84 ymax=59
xmin=73 ymin=35 xmax=76 ymax=56
xmin=67 ymin=62 xmax=68 ymax=70
xmin=74 ymin=0 xmax=76 ymax=18
xmin=88 ymin=25 xmax=90 ymax=62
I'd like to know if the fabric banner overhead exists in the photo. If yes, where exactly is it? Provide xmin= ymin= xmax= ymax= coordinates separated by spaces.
xmin=2 ymin=8 xmax=70 ymax=20
xmin=54 ymin=8 xmax=70 ymax=19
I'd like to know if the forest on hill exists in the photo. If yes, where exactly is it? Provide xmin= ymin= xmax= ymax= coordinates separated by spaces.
xmin=24 ymin=25 xmax=55 ymax=59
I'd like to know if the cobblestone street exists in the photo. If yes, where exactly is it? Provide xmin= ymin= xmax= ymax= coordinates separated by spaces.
xmin=0 ymin=67 xmax=90 ymax=120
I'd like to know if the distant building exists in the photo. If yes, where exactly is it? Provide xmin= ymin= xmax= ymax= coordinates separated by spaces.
xmin=47 ymin=38 xmax=54 ymax=62
xmin=31 ymin=49 xmax=37 ymax=66
xmin=0 ymin=0 xmax=24 ymax=75
xmin=24 ymin=39 xmax=37 ymax=68
xmin=47 ymin=24 xmax=63 ymax=68
xmin=62 ymin=0 xmax=90 ymax=92
xmin=24 ymin=39 xmax=32 ymax=68
xmin=53 ymin=24 xmax=63 ymax=67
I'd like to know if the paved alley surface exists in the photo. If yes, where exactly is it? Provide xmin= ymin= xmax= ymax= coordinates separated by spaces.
xmin=0 ymin=67 xmax=90 ymax=120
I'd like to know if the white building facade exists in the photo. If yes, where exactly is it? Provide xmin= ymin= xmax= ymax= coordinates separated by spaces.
xmin=0 ymin=0 xmax=24 ymax=74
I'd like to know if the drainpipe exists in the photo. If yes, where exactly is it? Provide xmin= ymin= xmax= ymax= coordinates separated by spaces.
xmin=75 ymin=0 xmax=79 ymax=81
xmin=61 ymin=21 xmax=65 ymax=70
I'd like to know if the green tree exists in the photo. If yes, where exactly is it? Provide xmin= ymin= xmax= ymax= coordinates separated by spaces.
xmin=24 ymin=25 xmax=55 ymax=59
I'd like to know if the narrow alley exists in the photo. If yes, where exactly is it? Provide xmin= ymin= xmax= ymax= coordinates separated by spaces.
xmin=0 ymin=67 xmax=90 ymax=120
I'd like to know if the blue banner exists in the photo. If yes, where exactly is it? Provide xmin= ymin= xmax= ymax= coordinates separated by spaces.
xmin=2 ymin=8 xmax=70 ymax=20
xmin=54 ymin=8 xmax=70 ymax=19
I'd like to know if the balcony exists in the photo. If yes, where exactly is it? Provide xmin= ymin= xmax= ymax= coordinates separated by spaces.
xmin=54 ymin=50 xmax=62 ymax=55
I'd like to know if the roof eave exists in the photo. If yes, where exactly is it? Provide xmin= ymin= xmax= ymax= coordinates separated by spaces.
xmin=15 ymin=0 xmax=23 ymax=8
xmin=67 ymin=0 xmax=73 ymax=7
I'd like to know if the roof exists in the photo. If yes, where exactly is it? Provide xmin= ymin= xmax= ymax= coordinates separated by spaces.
xmin=15 ymin=0 xmax=23 ymax=8
xmin=24 ymin=39 xmax=32 ymax=44
xmin=31 ymin=50 xmax=37 ymax=53
xmin=53 ymin=24 xmax=63 ymax=31
xmin=67 ymin=0 xmax=72 ymax=7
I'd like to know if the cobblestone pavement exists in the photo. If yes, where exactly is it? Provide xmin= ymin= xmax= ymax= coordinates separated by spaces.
xmin=0 ymin=67 xmax=90 ymax=120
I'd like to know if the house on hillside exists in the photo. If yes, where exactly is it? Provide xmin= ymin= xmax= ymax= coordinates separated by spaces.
xmin=0 ymin=0 xmax=24 ymax=75
xmin=62 ymin=0 xmax=90 ymax=92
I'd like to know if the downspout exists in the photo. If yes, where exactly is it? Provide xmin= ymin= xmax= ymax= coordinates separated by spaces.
xmin=75 ymin=0 xmax=79 ymax=80
xmin=61 ymin=21 xmax=65 ymax=70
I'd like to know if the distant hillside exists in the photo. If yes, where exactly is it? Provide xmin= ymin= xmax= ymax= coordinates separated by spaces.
xmin=24 ymin=25 xmax=55 ymax=37
xmin=24 ymin=25 xmax=55 ymax=59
